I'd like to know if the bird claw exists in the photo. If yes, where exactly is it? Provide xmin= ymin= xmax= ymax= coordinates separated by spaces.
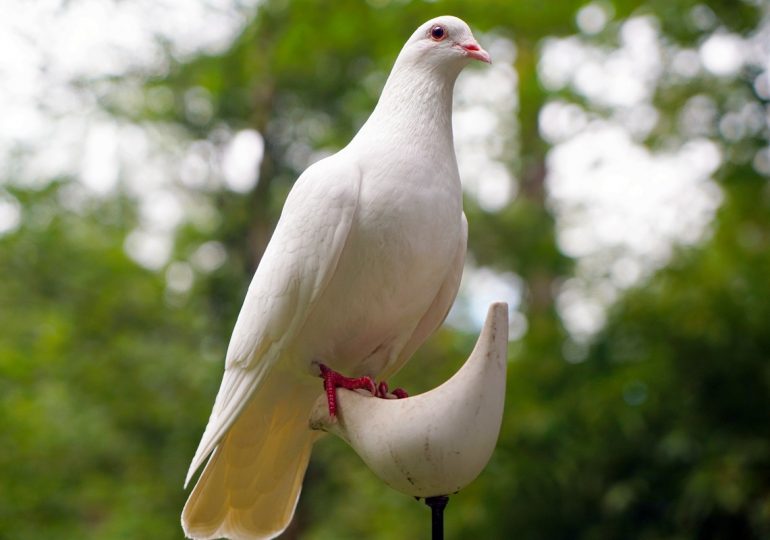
xmin=391 ymin=387 xmax=409 ymax=399
xmin=319 ymin=364 xmax=376 ymax=417
xmin=376 ymin=381 xmax=409 ymax=400
xmin=318 ymin=364 xmax=412 ymax=417
xmin=377 ymin=381 xmax=389 ymax=398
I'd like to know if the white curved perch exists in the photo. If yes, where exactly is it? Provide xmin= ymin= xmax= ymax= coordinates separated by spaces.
xmin=309 ymin=302 xmax=508 ymax=498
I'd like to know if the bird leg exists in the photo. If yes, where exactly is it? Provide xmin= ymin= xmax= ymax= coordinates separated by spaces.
xmin=319 ymin=364 xmax=376 ymax=417
xmin=376 ymin=381 xmax=409 ymax=400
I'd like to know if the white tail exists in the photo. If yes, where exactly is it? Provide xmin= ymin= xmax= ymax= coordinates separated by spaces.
xmin=182 ymin=375 xmax=319 ymax=540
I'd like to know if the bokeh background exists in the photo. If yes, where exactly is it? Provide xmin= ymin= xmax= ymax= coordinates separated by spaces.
xmin=1 ymin=0 xmax=769 ymax=538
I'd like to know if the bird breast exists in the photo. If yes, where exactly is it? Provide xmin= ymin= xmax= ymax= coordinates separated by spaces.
xmin=294 ymin=155 xmax=463 ymax=379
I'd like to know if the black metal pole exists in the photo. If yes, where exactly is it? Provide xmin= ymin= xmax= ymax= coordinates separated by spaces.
xmin=424 ymin=495 xmax=449 ymax=540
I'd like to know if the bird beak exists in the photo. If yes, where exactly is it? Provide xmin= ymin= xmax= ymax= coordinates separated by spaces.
xmin=460 ymin=41 xmax=491 ymax=64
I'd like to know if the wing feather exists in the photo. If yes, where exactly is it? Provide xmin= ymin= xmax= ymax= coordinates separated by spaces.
xmin=185 ymin=156 xmax=361 ymax=486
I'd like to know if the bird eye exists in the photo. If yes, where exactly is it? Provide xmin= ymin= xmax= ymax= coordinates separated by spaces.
xmin=429 ymin=25 xmax=446 ymax=41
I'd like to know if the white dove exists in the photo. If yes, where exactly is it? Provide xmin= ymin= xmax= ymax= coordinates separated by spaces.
xmin=182 ymin=15 xmax=490 ymax=540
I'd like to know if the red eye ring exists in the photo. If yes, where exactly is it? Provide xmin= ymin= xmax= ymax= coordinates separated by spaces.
xmin=429 ymin=25 xmax=446 ymax=41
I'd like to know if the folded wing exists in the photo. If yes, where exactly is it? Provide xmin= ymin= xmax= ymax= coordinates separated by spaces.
xmin=185 ymin=156 xmax=362 ymax=487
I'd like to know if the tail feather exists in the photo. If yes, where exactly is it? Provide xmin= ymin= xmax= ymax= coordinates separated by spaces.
xmin=182 ymin=374 xmax=320 ymax=540
xmin=185 ymin=362 xmax=272 ymax=488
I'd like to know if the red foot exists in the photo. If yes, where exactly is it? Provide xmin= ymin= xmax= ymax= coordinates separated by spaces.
xmin=319 ymin=364 xmax=376 ymax=417
xmin=376 ymin=381 xmax=409 ymax=400
xmin=392 ymin=388 xmax=409 ymax=399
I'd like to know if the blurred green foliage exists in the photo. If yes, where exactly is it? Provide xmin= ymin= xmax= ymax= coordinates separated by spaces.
xmin=1 ymin=0 xmax=768 ymax=539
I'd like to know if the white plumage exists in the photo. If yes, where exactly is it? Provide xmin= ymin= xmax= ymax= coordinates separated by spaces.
xmin=182 ymin=15 xmax=489 ymax=540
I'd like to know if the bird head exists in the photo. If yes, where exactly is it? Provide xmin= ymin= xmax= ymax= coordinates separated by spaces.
xmin=402 ymin=16 xmax=491 ymax=70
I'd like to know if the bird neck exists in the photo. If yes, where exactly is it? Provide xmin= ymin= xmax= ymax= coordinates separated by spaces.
xmin=353 ymin=58 xmax=462 ymax=149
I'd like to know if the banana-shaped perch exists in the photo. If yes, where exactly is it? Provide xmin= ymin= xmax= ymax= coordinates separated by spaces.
xmin=309 ymin=302 xmax=508 ymax=498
